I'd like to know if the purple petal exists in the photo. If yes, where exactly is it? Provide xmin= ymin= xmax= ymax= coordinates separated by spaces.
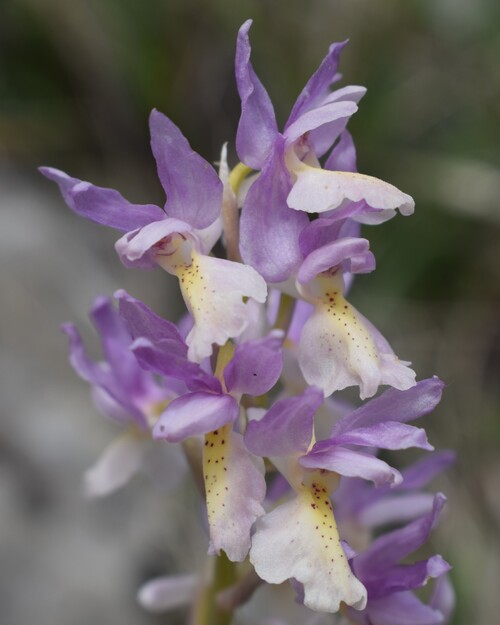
xmin=137 ymin=574 xmax=198 ymax=613
xmin=286 ymin=41 xmax=348 ymax=127
xmin=115 ymin=217 xmax=194 ymax=268
xmin=131 ymin=337 xmax=221 ymax=393
xmin=330 ymin=421 xmax=433 ymax=451
xmin=223 ymin=333 xmax=283 ymax=396
xmin=307 ymin=87 xmax=366 ymax=158
xmin=354 ymin=494 xmax=447 ymax=576
xmin=396 ymin=450 xmax=456 ymax=491
xmin=332 ymin=377 xmax=445 ymax=437
xmin=297 ymin=237 xmax=374 ymax=284
xmin=300 ymin=446 xmax=402 ymax=487
xmin=235 ymin=20 xmax=278 ymax=169
xmin=244 ymin=387 xmax=323 ymax=457
xmin=324 ymin=129 xmax=357 ymax=172
xmin=115 ymin=290 xmax=219 ymax=391
xmin=284 ymin=100 xmax=358 ymax=146
xmin=358 ymin=493 xmax=436 ymax=529
xmin=153 ymin=392 xmax=239 ymax=442
xmin=240 ymin=135 xmax=309 ymax=283
xmin=149 ymin=110 xmax=222 ymax=229
xmin=91 ymin=296 xmax=148 ymax=399
xmin=366 ymin=591 xmax=445 ymax=625
xmin=116 ymin=289 xmax=186 ymax=345
xmin=40 ymin=167 xmax=164 ymax=231
xmin=430 ymin=575 xmax=455 ymax=624
xmin=364 ymin=555 xmax=451 ymax=600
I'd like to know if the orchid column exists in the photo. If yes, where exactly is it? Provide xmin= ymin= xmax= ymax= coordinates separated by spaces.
xmin=41 ymin=17 xmax=453 ymax=625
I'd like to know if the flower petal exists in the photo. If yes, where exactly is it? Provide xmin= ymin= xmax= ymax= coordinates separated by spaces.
xmin=332 ymin=378 xmax=444 ymax=436
xmin=115 ymin=217 xmax=194 ymax=268
xmin=84 ymin=433 xmax=145 ymax=497
xmin=137 ymin=574 xmax=198 ymax=613
xmin=244 ymin=387 xmax=323 ymax=457
xmin=358 ymin=493 xmax=436 ymax=529
xmin=354 ymin=494 xmax=447 ymax=576
xmin=324 ymin=129 xmax=357 ymax=172
xmin=330 ymin=421 xmax=433 ymax=451
xmin=286 ymin=40 xmax=348 ymax=127
xmin=297 ymin=237 xmax=374 ymax=285
xmin=115 ymin=290 xmax=220 ymax=392
xmin=235 ymin=20 xmax=278 ymax=169
xmin=297 ymin=273 xmax=415 ymax=399
xmin=300 ymin=446 xmax=402 ymax=487
xmin=364 ymin=592 xmax=445 ymax=625
xmin=153 ymin=392 xmax=239 ymax=442
xmin=284 ymin=100 xmax=358 ymax=147
xmin=91 ymin=296 xmax=150 ymax=400
xmin=287 ymin=165 xmax=415 ymax=216
xmin=204 ymin=428 xmax=265 ymax=561
xmin=149 ymin=109 xmax=222 ymax=229
xmin=39 ymin=167 xmax=164 ymax=231
xmin=365 ymin=555 xmax=451 ymax=600
xmin=240 ymin=135 xmax=309 ymax=283
xmin=223 ymin=332 xmax=283 ymax=396
xmin=250 ymin=493 xmax=367 ymax=612
xmin=178 ymin=252 xmax=267 ymax=362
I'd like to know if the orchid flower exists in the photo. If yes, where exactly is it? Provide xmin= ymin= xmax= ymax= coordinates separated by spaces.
xmin=245 ymin=387 xmax=367 ymax=613
xmin=41 ymin=111 xmax=267 ymax=363
xmin=117 ymin=288 xmax=283 ymax=562
xmin=235 ymin=19 xmax=414 ymax=286
xmin=346 ymin=494 xmax=451 ymax=625
xmin=61 ymin=295 xmax=185 ymax=497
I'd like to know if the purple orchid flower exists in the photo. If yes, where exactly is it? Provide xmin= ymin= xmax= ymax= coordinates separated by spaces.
xmin=61 ymin=295 xmax=185 ymax=497
xmin=41 ymin=111 xmax=267 ymax=363
xmin=235 ymin=19 xmax=414 ymax=285
xmin=243 ymin=378 xmax=443 ymax=612
xmin=116 ymin=289 xmax=283 ymax=562
xmin=234 ymin=23 xmax=416 ymax=399
xmin=346 ymin=494 xmax=451 ymax=625
xmin=244 ymin=387 xmax=367 ymax=613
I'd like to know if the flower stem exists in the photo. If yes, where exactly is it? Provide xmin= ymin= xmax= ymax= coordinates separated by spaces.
xmin=274 ymin=292 xmax=296 ymax=335
xmin=189 ymin=554 xmax=236 ymax=625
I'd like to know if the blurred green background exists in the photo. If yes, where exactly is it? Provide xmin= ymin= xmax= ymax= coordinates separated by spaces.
xmin=1 ymin=1 xmax=499 ymax=624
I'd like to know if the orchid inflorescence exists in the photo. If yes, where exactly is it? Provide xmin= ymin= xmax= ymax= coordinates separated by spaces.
xmin=42 ymin=19 xmax=454 ymax=625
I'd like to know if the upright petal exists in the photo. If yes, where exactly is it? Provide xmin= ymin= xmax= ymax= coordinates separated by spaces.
xmin=204 ymin=428 xmax=265 ymax=562
xmin=40 ymin=167 xmax=164 ymax=231
xmin=244 ymin=387 xmax=323 ymax=458
xmin=286 ymin=40 xmax=348 ymax=127
xmin=240 ymin=135 xmax=309 ymax=283
xmin=149 ymin=110 xmax=223 ymax=229
xmin=235 ymin=20 xmax=278 ymax=169
xmin=223 ymin=332 xmax=283 ymax=396
xmin=91 ymin=296 xmax=150 ymax=400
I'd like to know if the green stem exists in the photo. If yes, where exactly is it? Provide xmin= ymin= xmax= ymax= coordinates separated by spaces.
xmin=274 ymin=292 xmax=296 ymax=335
xmin=189 ymin=554 xmax=237 ymax=625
